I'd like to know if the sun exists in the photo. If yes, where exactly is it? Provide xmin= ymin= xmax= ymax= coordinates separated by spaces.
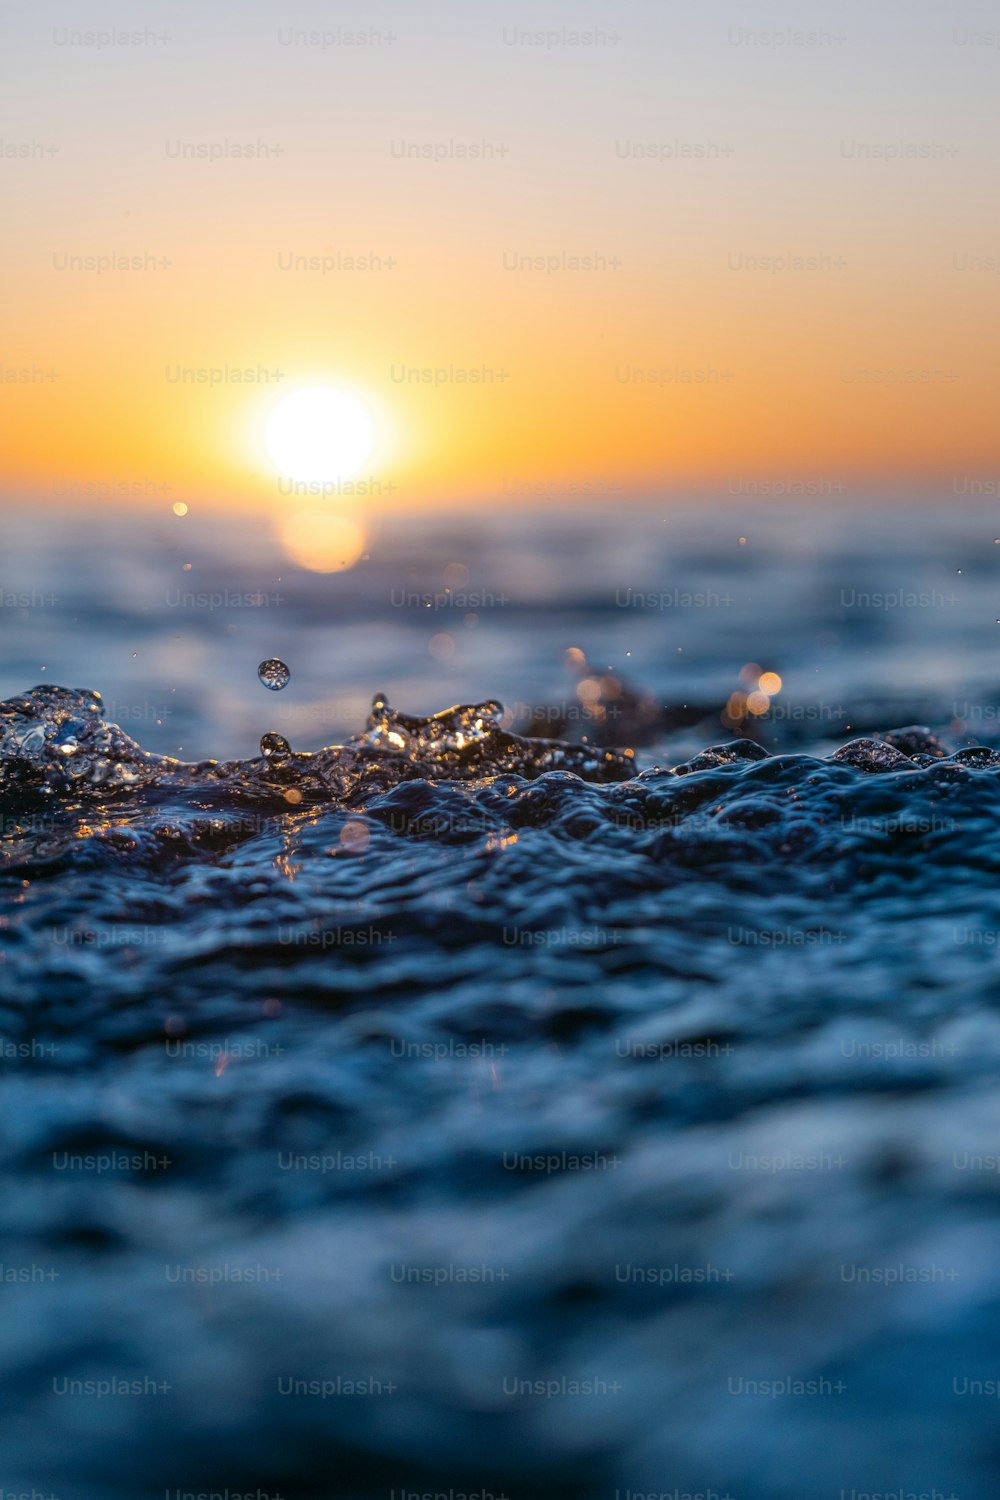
xmin=265 ymin=386 xmax=376 ymax=483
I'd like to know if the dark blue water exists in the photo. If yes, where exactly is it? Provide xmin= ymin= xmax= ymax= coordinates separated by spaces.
xmin=3 ymin=503 xmax=1000 ymax=1499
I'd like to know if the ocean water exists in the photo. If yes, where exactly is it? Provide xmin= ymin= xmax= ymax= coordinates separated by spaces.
xmin=3 ymin=501 xmax=1000 ymax=1499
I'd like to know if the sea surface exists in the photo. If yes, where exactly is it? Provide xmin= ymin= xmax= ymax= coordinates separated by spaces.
xmin=3 ymin=500 xmax=1000 ymax=1499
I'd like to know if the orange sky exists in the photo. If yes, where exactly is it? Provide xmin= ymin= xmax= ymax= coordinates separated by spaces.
xmin=3 ymin=1 xmax=999 ymax=512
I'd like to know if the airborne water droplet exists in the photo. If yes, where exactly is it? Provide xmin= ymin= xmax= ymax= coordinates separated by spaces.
xmin=260 ymin=733 xmax=291 ymax=761
xmin=258 ymin=659 xmax=290 ymax=691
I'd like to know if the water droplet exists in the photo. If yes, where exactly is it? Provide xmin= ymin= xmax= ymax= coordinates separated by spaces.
xmin=260 ymin=732 xmax=291 ymax=761
xmin=258 ymin=658 xmax=290 ymax=691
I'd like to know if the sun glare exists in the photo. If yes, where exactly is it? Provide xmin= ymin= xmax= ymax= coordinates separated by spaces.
xmin=265 ymin=387 xmax=376 ymax=483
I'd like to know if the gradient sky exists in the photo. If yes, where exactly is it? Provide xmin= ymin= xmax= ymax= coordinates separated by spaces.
xmin=3 ymin=0 xmax=999 ymax=514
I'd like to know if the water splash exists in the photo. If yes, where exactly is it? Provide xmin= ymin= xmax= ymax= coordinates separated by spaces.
xmin=0 ymin=685 xmax=179 ymax=793
xmin=260 ymin=732 xmax=292 ymax=762
xmin=5 ymin=681 xmax=1000 ymax=1497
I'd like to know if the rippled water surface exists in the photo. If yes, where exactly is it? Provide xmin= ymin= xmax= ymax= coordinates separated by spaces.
xmin=4 ymin=504 xmax=1000 ymax=1499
